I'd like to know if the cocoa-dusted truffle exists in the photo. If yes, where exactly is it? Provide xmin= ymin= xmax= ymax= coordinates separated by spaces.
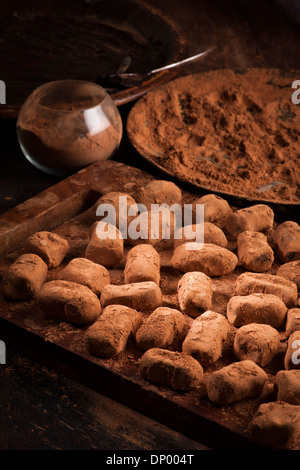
xmin=192 ymin=194 xmax=232 ymax=227
xmin=225 ymin=204 xmax=274 ymax=238
xmin=174 ymin=222 xmax=228 ymax=250
xmin=275 ymin=370 xmax=300 ymax=405
xmin=233 ymin=323 xmax=280 ymax=367
xmin=124 ymin=244 xmax=160 ymax=285
xmin=274 ymin=221 xmax=300 ymax=263
xmin=235 ymin=272 xmax=298 ymax=308
xmin=207 ymin=360 xmax=267 ymax=404
xmin=135 ymin=307 xmax=185 ymax=350
xmin=85 ymin=304 xmax=142 ymax=358
xmin=277 ymin=260 xmax=300 ymax=290
xmin=182 ymin=311 xmax=230 ymax=365
xmin=37 ymin=280 xmax=101 ymax=325
xmin=1 ymin=253 xmax=48 ymax=300
xmin=25 ymin=231 xmax=69 ymax=268
xmin=286 ymin=308 xmax=300 ymax=335
xmin=249 ymin=402 xmax=300 ymax=450
xmin=92 ymin=191 xmax=137 ymax=230
xmin=227 ymin=293 xmax=287 ymax=328
xmin=101 ymin=281 xmax=162 ymax=311
xmin=171 ymin=242 xmax=238 ymax=277
xmin=139 ymin=348 xmax=203 ymax=391
xmin=85 ymin=221 xmax=124 ymax=268
xmin=136 ymin=180 xmax=182 ymax=211
xmin=237 ymin=231 xmax=274 ymax=272
xmin=177 ymin=271 xmax=213 ymax=317
xmin=59 ymin=257 xmax=110 ymax=295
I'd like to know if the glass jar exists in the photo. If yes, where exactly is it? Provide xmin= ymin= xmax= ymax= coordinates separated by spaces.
xmin=17 ymin=79 xmax=123 ymax=176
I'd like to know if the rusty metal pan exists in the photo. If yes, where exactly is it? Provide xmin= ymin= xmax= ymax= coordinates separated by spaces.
xmin=127 ymin=68 xmax=300 ymax=218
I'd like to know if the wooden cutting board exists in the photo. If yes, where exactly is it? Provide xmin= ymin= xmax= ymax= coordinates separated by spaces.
xmin=0 ymin=159 xmax=281 ymax=450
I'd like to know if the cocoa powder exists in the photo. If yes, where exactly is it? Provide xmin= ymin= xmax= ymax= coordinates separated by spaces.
xmin=17 ymin=87 xmax=122 ymax=174
xmin=127 ymin=68 xmax=300 ymax=204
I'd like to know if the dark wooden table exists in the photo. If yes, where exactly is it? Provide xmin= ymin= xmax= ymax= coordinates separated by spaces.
xmin=0 ymin=0 xmax=299 ymax=451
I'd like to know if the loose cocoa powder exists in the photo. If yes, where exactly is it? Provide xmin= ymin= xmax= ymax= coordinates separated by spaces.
xmin=17 ymin=121 xmax=120 ymax=174
xmin=127 ymin=68 xmax=300 ymax=204
xmin=17 ymin=86 xmax=122 ymax=174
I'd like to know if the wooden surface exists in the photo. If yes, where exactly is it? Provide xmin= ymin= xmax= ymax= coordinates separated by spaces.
xmin=0 ymin=0 xmax=299 ymax=451
xmin=1 ymin=345 xmax=209 ymax=450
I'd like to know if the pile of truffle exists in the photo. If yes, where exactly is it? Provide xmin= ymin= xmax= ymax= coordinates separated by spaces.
xmin=1 ymin=179 xmax=300 ymax=449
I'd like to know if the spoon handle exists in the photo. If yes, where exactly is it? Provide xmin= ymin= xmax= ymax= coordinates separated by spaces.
xmin=148 ymin=46 xmax=215 ymax=76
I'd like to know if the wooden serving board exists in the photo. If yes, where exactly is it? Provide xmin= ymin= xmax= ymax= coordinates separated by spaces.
xmin=0 ymin=159 xmax=285 ymax=450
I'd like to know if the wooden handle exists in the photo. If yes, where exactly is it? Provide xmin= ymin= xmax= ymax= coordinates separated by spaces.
xmin=0 ymin=70 xmax=179 ymax=119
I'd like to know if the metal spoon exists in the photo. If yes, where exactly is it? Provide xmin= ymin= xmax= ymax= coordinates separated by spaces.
xmin=98 ymin=47 xmax=215 ymax=89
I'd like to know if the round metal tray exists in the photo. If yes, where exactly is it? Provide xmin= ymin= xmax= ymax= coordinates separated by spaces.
xmin=127 ymin=68 xmax=300 ymax=218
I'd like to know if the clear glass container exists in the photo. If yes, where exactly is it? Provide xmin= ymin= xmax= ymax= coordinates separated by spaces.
xmin=16 ymin=80 xmax=123 ymax=176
